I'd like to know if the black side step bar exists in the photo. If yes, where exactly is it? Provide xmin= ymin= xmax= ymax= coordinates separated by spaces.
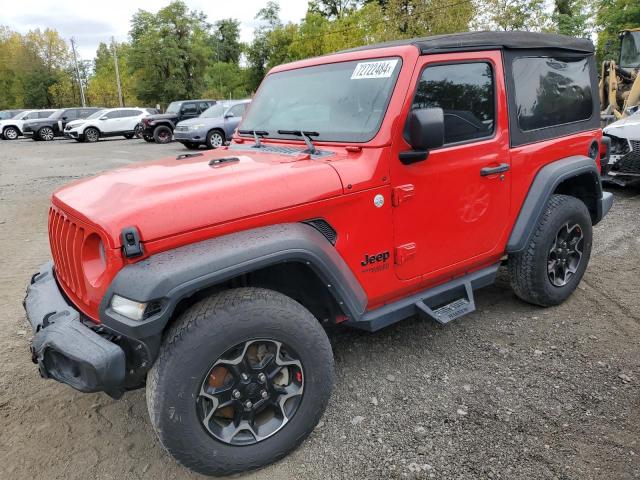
xmin=346 ymin=264 xmax=499 ymax=332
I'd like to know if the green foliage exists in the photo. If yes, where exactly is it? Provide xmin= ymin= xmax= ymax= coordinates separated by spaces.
xmin=128 ymin=1 xmax=212 ymax=106
xmin=1 ymin=0 xmax=635 ymax=110
xmin=595 ymin=0 xmax=640 ymax=63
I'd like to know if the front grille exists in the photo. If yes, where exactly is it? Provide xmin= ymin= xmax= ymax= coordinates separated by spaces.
xmin=48 ymin=207 xmax=87 ymax=300
xmin=616 ymin=140 xmax=640 ymax=174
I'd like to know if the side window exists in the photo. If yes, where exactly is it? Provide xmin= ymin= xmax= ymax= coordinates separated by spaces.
xmin=80 ymin=109 xmax=96 ymax=118
xmin=512 ymin=56 xmax=592 ymax=131
xmin=198 ymin=102 xmax=210 ymax=112
xmin=64 ymin=110 xmax=79 ymax=120
xmin=105 ymin=111 xmax=121 ymax=119
xmin=228 ymin=104 xmax=246 ymax=117
xmin=120 ymin=109 xmax=140 ymax=117
xmin=182 ymin=103 xmax=198 ymax=115
xmin=38 ymin=111 xmax=53 ymax=118
xmin=27 ymin=112 xmax=40 ymax=119
xmin=410 ymin=62 xmax=495 ymax=145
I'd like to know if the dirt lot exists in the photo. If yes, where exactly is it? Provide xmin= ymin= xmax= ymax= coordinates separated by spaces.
xmin=0 ymin=137 xmax=639 ymax=480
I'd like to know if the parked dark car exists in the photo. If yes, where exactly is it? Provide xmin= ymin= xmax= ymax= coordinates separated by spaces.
xmin=140 ymin=99 xmax=217 ymax=144
xmin=22 ymin=107 xmax=102 ymax=141
xmin=174 ymin=100 xmax=251 ymax=149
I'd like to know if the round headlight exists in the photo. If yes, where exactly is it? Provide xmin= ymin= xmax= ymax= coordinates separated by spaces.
xmin=82 ymin=233 xmax=107 ymax=286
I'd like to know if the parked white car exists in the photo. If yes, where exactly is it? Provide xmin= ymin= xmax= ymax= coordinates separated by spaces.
xmin=0 ymin=109 xmax=56 ymax=140
xmin=64 ymin=108 xmax=155 ymax=142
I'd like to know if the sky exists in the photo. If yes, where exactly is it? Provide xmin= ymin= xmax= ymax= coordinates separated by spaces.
xmin=1 ymin=0 xmax=309 ymax=59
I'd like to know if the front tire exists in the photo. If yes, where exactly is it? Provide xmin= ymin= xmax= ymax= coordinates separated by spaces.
xmin=3 ymin=126 xmax=19 ymax=140
xmin=38 ymin=126 xmax=55 ymax=141
xmin=153 ymin=125 xmax=172 ymax=144
xmin=142 ymin=134 xmax=155 ymax=143
xmin=84 ymin=127 xmax=100 ymax=143
xmin=509 ymin=194 xmax=592 ymax=306
xmin=146 ymin=288 xmax=334 ymax=476
xmin=206 ymin=129 xmax=225 ymax=149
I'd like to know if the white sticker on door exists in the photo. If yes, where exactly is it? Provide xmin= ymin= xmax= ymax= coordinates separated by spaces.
xmin=351 ymin=59 xmax=398 ymax=80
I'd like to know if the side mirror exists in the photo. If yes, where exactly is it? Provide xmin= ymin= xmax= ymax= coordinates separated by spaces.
xmin=224 ymin=112 xmax=234 ymax=118
xmin=400 ymin=107 xmax=444 ymax=164
xmin=99 ymin=116 xmax=108 ymax=121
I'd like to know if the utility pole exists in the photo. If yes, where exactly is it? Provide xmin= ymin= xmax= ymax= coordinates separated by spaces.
xmin=112 ymin=37 xmax=124 ymax=107
xmin=70 ymin=38 xmax=86 ymax=107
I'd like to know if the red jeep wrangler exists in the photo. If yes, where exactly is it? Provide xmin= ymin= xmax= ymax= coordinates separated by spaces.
xmin=25 ymin=31 xmax=612 ymax=476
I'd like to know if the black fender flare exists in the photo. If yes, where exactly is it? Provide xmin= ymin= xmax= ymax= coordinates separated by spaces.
xmin=99 ymin=223 xmax=367 ymax=339
xmin=506 ymin=155 xmax=611 ymax=253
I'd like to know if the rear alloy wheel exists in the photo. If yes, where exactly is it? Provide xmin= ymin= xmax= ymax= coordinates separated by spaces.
xmin=153 ymin=125 xmax=172 ymax=144
xmin=509 ymin=194 xmax=592 ymax=306
xmin=3 ymin=126 xmax=19 ymax=140
xmin=206 ymin=129 xmax=225 ymax=149
xmin=84 ymin=127 xmax=100 ymax=143
xmin=38 ymin=126 xmax=55 ymax=141
xmin=134 ymin=123 xmax=143 ymax=138
xmin=146 ymin=288 xmax=333 ymax=476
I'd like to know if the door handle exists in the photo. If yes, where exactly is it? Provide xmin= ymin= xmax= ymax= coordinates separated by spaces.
xmin=480 ymin=163 xmax=510 ymax=177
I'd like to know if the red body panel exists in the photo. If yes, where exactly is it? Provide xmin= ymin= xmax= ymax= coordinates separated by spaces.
xmin=49 ymin=45 xmax=601 ymax=322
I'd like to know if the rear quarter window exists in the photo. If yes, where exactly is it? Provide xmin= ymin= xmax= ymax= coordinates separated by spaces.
xmin=512 ymin=56 xmax=593 ymax=131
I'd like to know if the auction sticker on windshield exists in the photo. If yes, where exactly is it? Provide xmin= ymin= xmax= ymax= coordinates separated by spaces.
xmin=351 ymin=59 xmax=399 ymax=79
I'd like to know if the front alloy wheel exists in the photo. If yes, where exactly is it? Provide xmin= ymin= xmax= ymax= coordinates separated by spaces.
xmin=146 ymin=288 xmax=333 ymax=476
xmin=3 ymin=127 xmax=19 ymax=140
xmin=39 ymin=126 xmax=55 ymax=141
xmin=198 ymin=339 xmax=304 ymax=446
xmin=547 ymin=222 xmax=583 ymax=287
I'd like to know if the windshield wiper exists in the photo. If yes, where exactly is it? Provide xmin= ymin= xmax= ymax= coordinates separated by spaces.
xmin=277 ymin=130 xmax=319 ymax=154
xmin=238 ymin=129 xmax=269 ymax=148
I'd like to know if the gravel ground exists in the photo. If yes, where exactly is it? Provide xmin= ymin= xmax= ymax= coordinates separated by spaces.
xmin=0 ymin=137 xmax=639 ymax=480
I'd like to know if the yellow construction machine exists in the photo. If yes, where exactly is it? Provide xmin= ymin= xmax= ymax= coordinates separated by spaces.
xmin=600 ymin=28 xmax=640 ymax=124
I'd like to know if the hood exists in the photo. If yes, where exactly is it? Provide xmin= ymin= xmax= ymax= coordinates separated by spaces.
xmin=177 ymin=116 xmax=222 ymax=127
xmin=146 ymin=113 xmax=177 ymax=122
xmin=66 ymin=119 xmax=86 ymax=129
xmin=604 ymin=112 xmax=640 ymax=140
xmin=52 ymin=148 xmax=344 ymax=248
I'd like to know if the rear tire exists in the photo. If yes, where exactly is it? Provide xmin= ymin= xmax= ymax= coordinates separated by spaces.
xmin=153 ymin=125 xmax=172 ymax=144
xmin=183 ymin=142 xmax=200 ymax=150
xmin=3 ymin=126 xmax=19 ymax=140
xmin=84 ymin=127 xmax=100 ymax=143
xmin=508 ymin=194 xmax=592 ymax=307
xmin=134 ymin=123 xmax=143 ymax=138
xmin=146 ymin=288 xmax=334 ymax=476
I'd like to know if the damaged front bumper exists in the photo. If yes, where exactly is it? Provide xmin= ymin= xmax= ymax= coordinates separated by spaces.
xmin=24 ymin=262 xmax=126 ymax=397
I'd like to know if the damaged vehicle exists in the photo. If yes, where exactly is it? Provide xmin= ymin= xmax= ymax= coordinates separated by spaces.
xmin=602 ymin=110 xmax=640 ymax=186
xmin=24 ymin=31 xmax=612 ymax=476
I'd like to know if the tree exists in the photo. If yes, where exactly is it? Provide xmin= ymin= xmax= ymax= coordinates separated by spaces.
xmin=211 ymin=19 xmax=242 ymax=64
xmin=86 ymin=42 xmax=139 ymax=107
xmin=553 ymin=0 xmax=590 ymax=38
xmin=473 ymin=0 xmax=550 ymax=31
xmin=308 ymin=0 xmax=362 ymax=19
xmin=128 ymin=0 xmax=212 ymax=106
xmin=595 ymin=0 xmax=640 ymax=63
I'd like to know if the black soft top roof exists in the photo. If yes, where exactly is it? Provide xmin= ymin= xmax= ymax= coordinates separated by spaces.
xmin=342 ymin=31 xmax=594 ymax=55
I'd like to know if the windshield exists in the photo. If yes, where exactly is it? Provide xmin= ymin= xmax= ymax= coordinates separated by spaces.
xmin=166 ymin=102 xmax=181 ymax=114
xmin=240 ymin=57 xmax=402 ymax=143
xmin=620 ymin=31 xmax=640 ymax=69
xmin=86 ymin=109 xmax=107 ymax=120
xmin=200 ymin=104 xmax=226 ymax=118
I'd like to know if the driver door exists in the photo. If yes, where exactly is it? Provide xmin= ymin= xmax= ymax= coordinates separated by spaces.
xmin=390 ymin=51 xmax=511 ymax=281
